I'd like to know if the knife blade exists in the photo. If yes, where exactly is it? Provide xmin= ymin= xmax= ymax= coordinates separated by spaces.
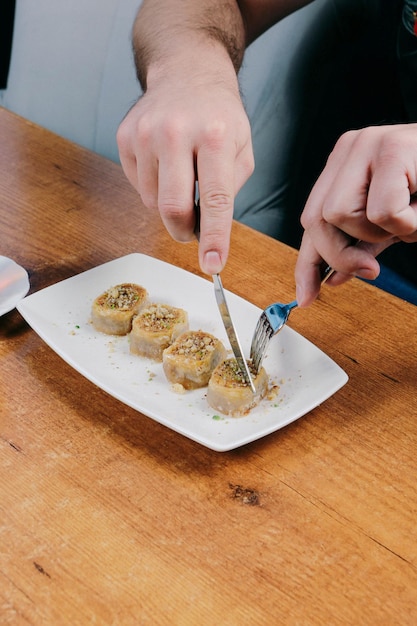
xmin=194 ymin=199 xmax=255 ymax=393
xmin=212 ymin=274 xmax=256 ymax=393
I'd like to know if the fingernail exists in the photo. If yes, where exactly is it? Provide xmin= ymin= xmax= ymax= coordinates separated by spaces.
xmin=204 ymin=251 xmax=222 ymax=274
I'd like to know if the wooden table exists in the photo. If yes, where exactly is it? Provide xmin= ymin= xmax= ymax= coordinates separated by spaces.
xmin=1 ymin=107 xmax=417 ymax=625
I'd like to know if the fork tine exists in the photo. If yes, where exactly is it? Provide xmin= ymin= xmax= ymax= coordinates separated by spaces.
xmin=250 ymin=313 xmax=274 ymax=372
xmin=252 ymin=339 xmax=267 ymax=372
xmin=250 ymin=316 xmax=266 ymax=358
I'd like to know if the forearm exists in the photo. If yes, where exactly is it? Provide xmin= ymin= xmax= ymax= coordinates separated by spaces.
xmin=132 ymin=0 xmax=246 ymax=90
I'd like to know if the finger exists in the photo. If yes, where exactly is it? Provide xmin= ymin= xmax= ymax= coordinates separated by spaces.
xmin=295 ymin=228 xmax=381 ymax=308
xmin=301 ymin=131 xmax=362 ymax=233
xmin=157 ymin=143 xmax=197 ymax=243
xmin=318 ymin=134 xmax=391 ymax=243
xmin=366 ymin=157 xmax=417 ymax=237
xmin=320 ymin=127 xmax=417 ymax=241
xmin=309 ymin=223 xmax=380 ymax=278
xmin=117 ymin=117 xmax=140 ymax=191
xmin=295 ymin=232 xmax=324 ymax=307
xmin=117 ymin=105 xmax=160 ymax=212
xmin=302 ymin=181 xmax=380 ymax=277
xmin=400 ymin=192 xmax=417 ymax=242
xmin=196 ymin=135 xmax=240 ymax=275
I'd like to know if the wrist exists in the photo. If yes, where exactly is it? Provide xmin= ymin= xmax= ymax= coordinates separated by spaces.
xmin=145 ymin=38 xmax=240 ymax=93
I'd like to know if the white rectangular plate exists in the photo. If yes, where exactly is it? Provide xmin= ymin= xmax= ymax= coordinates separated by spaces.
xmin=17 ymin=253 xmax=348 ymax=451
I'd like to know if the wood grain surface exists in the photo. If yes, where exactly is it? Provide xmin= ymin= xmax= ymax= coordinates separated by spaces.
xmin=1 ymin=108 xmax=417 ymax=625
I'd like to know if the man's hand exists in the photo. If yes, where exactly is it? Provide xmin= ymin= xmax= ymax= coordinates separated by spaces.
xmin=117 ymin=0 xmax=254 ymax=274
xmin=295 ymin=124 xmax=417 ymax=306
xmin=117 ymin=67 xmax=254 ymax=275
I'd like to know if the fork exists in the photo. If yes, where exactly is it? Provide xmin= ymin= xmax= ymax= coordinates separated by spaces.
xmin=250 ymin=267 xmax=335 ymax=373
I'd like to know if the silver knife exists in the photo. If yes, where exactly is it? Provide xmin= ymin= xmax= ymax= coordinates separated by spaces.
xmin=194 ymin=200 xmax=255 ymax=393
xmin=212 ymin=273 xmax=256 ymax=393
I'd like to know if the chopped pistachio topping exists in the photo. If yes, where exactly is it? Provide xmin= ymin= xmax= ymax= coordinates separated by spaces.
xmin=137 ymin=304 xmax=183 ymax=331
xmin=216 ymin=358 xmax=256 ymax=388
xmin=169 ymin=331 xmax=217 ymax=358
xmin=99 ymin=284 xmax=144 ymax=311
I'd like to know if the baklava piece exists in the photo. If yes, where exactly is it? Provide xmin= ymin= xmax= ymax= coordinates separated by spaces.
xmin=207 ymin=358 xmax=269 ymax=417
xmin=91 ymin=283 xmax=148 ymax=335
xmin=163 ymin=330 xmax=226 ymax=390
xmin=130 ymin=303 xmax=188 ymax=361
